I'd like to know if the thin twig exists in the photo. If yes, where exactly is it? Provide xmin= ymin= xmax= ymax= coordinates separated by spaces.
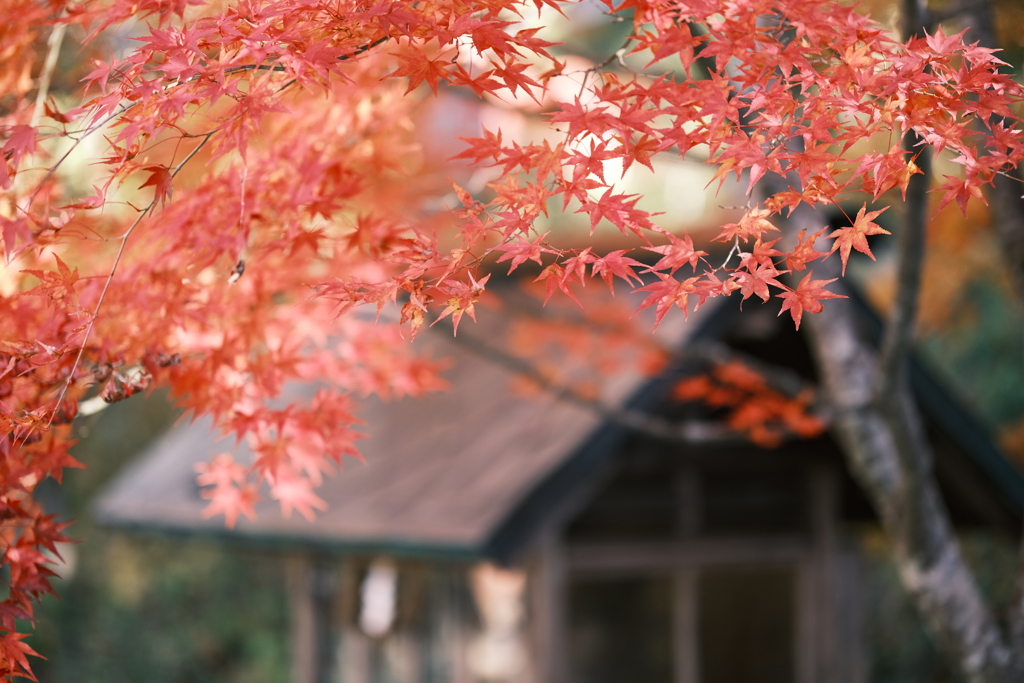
xmin=26 ymin=36 xmax=389 ymax=208
xmin=875 ymin=144 xmax=929 ymax=399
xmin=719 ymin=236 xmax=740 ymax=269
xmin=45 ymin=132 xmax=214 ymax=427
xmin=31 ymin=21 xmax=67 ymax=127
xmin=448 ymin=318 xmax=822 ymax=445
xmin=449 ymin=327 xmax=738 ymax=444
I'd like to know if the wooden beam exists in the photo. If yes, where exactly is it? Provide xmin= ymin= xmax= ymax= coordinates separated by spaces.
xmin=565 ymin=536 xmax=811 ymax=575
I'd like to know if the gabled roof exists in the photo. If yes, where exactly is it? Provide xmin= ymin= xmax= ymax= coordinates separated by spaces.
xmin=93 ymin=289 xmax=1024 ymax=561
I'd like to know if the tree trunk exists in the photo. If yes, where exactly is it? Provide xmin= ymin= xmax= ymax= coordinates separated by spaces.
xmin=790 ymin=209 xmax=1016 ymax=682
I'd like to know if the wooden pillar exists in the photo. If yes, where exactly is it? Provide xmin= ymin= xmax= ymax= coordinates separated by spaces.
xmin=796 ymin=553 xmax=818 ymax=683
xmin=336 ymin=560 xmax=371 ymax=683
xmin=672 ymin=568 xmax=698 ymax=683
xmin=445 ymin=570 xmax=471 ymax=683
xmin=673 ymin=464 xmax=699 ymax=683
xmin=288 ymin=555 xmax=337 ymax=683
xmin=808 ymin=462 xmax=841 ymax=683
xmin=289 ymin=556 xmax=317 ymax=683
xmin=530 ymin=532 xmax=566 ymax=683
xmin=836 ymin=543 xmax=866 ymax=683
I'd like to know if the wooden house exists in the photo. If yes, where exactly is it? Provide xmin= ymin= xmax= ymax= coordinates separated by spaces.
xmin=93 ymin=290 xmax=1024 ymax=683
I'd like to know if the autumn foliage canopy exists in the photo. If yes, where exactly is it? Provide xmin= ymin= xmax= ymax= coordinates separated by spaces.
xmin=2 ymin=0 xmax=1023 ymax=676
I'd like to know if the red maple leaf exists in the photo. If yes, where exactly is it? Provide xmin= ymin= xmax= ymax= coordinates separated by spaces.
xmin=391 ymin=49 xmax=454 ymax=94
xmin=535 ymin=263 xmax=582 ymax=306
xmin=734 ymin=261 xmax=787 ymax=303
xmin=1 ymin=126 xmax=38 ymax=168
xmin=453 ymin=130 xmax=504 ymax=164
xmin=491 ymin=233 xmax=554 ymax=272
xmin=591 ymin=250 xmax=643 ymax=291
xmin=20 ymin=255 xmax=80 ymax=304
xmin=636 ymin=273 xmax=699 ymax=328
xmin=200 ymin=481 xmax=259 ymax=529
xmin=0 ymin=630 xmax=40 ymax=681
xmin=828 ymin=204 xmax=890 ymax=275
xmin=716 ymin=208 xmax=779 ymax=243
xmin=645 ymin=233 xmax=708 ymax=274
xmin=268 ymin=467 xmax=328 ymax=522
xmin=777 ymin=272 xmax=846 ymax=329
xmin=432 ymin=273 xmax=491 ymax=335
xmin=786 ymin=228 xmax=829 ymax=272
xmin=138 ymin=165 xmax=173 ymax=205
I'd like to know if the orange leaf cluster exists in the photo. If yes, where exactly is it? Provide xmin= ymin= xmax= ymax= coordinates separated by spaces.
xmin=673 ymin=361 xmax=826 ymax=448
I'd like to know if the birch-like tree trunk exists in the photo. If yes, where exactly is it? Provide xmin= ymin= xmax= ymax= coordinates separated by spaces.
xmin=794 ymin=1 xmax=1024 ymax=677
xmin=798 ymin=230 xmax=1017 ymax=683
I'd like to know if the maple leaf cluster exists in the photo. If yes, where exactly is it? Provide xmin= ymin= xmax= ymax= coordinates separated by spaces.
xmin=1 ymin=0 xmax=1023 ymax=675
xmin=455 ymin=2 xmax=1024 ymax=335
xmin=673 ymin=360 xmax=825 ymax=448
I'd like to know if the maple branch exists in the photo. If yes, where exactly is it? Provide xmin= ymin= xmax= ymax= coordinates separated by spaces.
xmin=958 ymin=1 xmax=1024 ymax=312
xmin=26 ymin=36 xmax=391 ymax=208
xmin=956 ymin=0 xmax=1024 ymax=661
xmin=876 ymin=143 xmax=930 ymax=400
xmin=821 ymin=4 xmax=1017 ymax=672
xmin=566 ymin=33 xmax=636 ymax=102
xmin=449 ymin=327 xmax=736 ymax=444
xmin=448 ymin=324 xmax=820 ymax=446
xmin=221 ymin=35 xmax=389 ymax=76
xmin=494 ymin=285 xmax=817 ymax=399
xmin=592 ymin=35 xmax=634 ymax=71
xmin=685 ymin=340 xmax=817 ymax=399
xmin=46 ymin=132 xmax=214 ymax=427
xmin=719 ymin=236 xmax=741 ymax=269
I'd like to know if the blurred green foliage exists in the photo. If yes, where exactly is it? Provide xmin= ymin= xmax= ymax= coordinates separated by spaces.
xmin=921 ymin=281 xmax=1024 ymax=427
xmin=29 ymin=393 xmax=290 ymax=683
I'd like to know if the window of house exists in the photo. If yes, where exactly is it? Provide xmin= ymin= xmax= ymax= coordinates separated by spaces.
xmin=563 ymin=454 xmax=813 ymax=683
xmin=566 ymin=566 xmax=796 ymax=683
xmin=567 ymin=576 xmax=674 ymax=683
xmin=697 ymin=565 xmax=796 ymax=683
